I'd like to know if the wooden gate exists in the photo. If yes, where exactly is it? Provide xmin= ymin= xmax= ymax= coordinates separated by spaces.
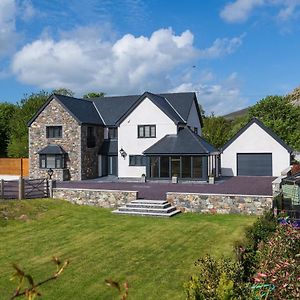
xmin=24 ymin=178 xmax=49 ymax=199
xmin=0 ymin=178 xmax=49 ymax=199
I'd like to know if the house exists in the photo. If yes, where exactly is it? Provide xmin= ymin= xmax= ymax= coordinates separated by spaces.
xmin=28 ymin=91 xmax=220 ymax=181
xmin=221 ymin=118 xmax=293 ymax=177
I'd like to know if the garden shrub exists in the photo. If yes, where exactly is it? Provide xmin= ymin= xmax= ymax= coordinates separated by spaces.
xmin=253 ymin=223 xmax=300 ymax=299
xmin=184 ymin=255 xmax=253 ymax=300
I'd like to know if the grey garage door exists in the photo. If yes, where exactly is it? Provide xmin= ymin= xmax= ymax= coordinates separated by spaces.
xmin=237 ymin=153 xmax=272 ymax=176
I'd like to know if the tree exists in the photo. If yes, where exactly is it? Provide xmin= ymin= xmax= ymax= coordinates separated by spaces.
xmin=0 ymin=103 xmax=16 ymax=157
xmin=83 ymin=92 xmax=105 ymax=99
xmin=7 ymin=91 xmax=50 ymax=157
xmin=248 ymin=95 xmax=300 ymax=150
xmin=202 ymin=115 xmax=232 ymax=149
xmin=52 ymin=88 xmax=74 ymax=97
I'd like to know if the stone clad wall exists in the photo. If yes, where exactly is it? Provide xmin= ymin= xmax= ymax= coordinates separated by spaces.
xmin=166 ymin=192 xmax=273 ymax=215
xmin=29 ymin=99 xmax=81 ymax=181
xmin=53 ymin=188 xmax=138 ymax=208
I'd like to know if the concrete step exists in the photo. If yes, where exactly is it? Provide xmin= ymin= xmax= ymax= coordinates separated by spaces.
xmin=112 ymin=199 xmax=181 ymax=217
xmin=126 ymin=202 xmax=171 ymax=209
xmin=118 ymin=206 xmax=176 ymax=214
xmin=112 ymin=209 xmax=181 ymax=217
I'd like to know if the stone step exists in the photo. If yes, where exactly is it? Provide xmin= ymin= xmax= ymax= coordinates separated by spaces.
xmin=131 ymin=200 xmax=168 ymax=205
xmin=118 ymin=206 xmax=176 ymax=214
xmin=112 ymin=209 xmax=181 ymax=218
xmin=126 ymin=202 xmax=171 ymax=209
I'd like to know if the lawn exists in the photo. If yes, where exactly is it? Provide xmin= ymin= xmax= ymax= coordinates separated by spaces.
xmin=0 ymin=199 xmax=256 ymax=299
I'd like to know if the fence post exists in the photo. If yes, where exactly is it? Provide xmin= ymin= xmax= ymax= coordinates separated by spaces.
xmin=0 ymin=179 xmax=4 ymax=199
xmin=18 ymin=177 xmax=24 ymax=200
xmin=48 ymin=180 xmax=56 ymax=198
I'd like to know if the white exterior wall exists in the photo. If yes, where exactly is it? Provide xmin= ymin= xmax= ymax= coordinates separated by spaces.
xmin=118 ymin=97 xmax=177 ymax=177
xmin=221 ymin=123 xmax=290 ymax=176
xmin=186 ymin=101 xmax=202 ymax=135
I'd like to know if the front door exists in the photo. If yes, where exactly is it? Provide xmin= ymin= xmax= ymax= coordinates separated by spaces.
xmin=108 ymin=156 xmax=118 ymax=176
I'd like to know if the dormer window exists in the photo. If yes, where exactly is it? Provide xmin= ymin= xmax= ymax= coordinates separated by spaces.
xmin=194 ymin=127 xmax=198 ymax=134
xmin=46 ymin=126 xmax=62 ymax=138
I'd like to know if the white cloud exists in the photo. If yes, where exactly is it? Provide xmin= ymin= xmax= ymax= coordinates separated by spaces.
xmin=0 ymin=0 xmax=18 ymax=58
xmin=199 ymin=35 xmax=245 ymax=58
xmin=170 ymin=73 xmax=247 ymax=115
xmin=220 ymin=0 xmax=300 ymax=23
xmin=11 ymin=27 xmax=243 ymax=97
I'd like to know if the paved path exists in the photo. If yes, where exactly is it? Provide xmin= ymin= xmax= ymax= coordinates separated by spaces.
xmin=57 ymin=176 xmax=275 ymax=200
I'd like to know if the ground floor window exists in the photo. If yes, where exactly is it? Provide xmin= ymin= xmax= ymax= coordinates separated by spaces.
xmin=148 ymin=156 xmax=207 ymax=179
xmin=39 ymin=154 xmax=65 ymax=169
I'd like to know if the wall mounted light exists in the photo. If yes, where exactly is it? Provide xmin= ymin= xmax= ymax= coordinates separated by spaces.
xmin=119 ymin=148 xmax=127 ymax=159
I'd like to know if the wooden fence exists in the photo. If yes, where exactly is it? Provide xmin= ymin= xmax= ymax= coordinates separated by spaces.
xmin=0 ymin=158 xmax=29 ymax=177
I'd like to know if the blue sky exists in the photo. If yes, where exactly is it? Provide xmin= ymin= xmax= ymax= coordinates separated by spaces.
xmin=0 ymin=0 xmax=300 ymax=114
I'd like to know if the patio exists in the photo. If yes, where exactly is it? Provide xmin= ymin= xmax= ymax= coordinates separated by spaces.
xmin=56 ymin=176 xmax=275 ymax=200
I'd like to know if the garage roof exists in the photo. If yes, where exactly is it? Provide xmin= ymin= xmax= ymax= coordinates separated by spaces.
xmin=221 ymin=118 xmax=293 ymax=153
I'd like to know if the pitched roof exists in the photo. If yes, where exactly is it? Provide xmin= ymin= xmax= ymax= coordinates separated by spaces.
xmin=143 ymin=127 xmax=218 ymax=155
xmin=221 ymin=117 xmax=293 ymax=153
xmin=37 ymin=144 xmax=67 ymax=154
xmin=93 ymin=95 xmax=139 ymax=126
xmin=28 ymin=91 xmax=202 ymax=127
xmin=28 ymin=94 xmax=105 ymax=126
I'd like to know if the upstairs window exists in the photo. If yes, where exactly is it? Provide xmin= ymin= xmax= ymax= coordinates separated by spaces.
xmin=87 ymin=126 xmax=96 ymax=148
xmin=194 ymin=127 xmax=198 ymax=134
xmin=138 ymin=125 xmax=156 ymax=138
xmin=129 ymin=155 xmax=147 ymax=166
xmin=46 ymin=126 xmax=62 ymax=138
xmin=108 ymin=127 xmax=118 ymax=140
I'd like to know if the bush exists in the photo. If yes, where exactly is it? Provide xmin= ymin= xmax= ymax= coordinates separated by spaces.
xmin=184 ymin=255 xmax=253 ymax=300
xmin=253 ymin=224 xmax=300 ymax=299
xmin=235 ymin=211 xmax=278 ymax=279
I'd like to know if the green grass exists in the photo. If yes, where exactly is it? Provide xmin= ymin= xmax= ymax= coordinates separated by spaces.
xmin=0 ymin=199 xmax=256 ymax=299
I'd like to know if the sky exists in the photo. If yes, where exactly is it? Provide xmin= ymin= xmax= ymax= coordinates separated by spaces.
xmin=0 ymin=0 xmax=300 ymax=115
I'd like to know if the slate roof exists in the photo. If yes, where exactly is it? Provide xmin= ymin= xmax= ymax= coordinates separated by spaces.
xmin=37 ymin=144 xmax=67 ymax=154
xmin=28 ymin=94 xmax=105 ymax=126
xmin=28 ymin=91 xmax=202 ymax=127
xmin=93 ymin=95 xmax=139 ymax=126
xmin=143 ymin=127 xmax=218 ymax=155
xmin=221 ymin=118 xmax=293 ymax=153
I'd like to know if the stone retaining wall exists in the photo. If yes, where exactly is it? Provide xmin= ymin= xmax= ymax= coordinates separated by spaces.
xmin=53 ymin=188 xmax=138 ymax=208
xmin=166 ymin=192 xmax=273 ymax=215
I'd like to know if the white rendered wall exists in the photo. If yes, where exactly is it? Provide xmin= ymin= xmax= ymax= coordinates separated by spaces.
xmin=118 ymin=97 xmax=177 ymax=177
xmin=186 ymin=100 xmax=202 ymax=135
xmin=221 ymin=122 xmax=290 ymax=176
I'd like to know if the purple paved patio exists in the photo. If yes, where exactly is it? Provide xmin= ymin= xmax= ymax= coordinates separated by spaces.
xmin=56 ymin=176 xmax=275 ymax=200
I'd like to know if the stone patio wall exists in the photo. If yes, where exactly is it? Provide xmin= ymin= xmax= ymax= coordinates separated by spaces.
xmin=166 ymin=192 xmax=273 ymax=215
xmin=53 ymin=187 xmax=138 ymax=208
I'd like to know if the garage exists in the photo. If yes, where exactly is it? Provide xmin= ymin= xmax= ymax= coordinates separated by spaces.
xmin=237 ymin=153 xmax=272 ymax=176
xmin=221 ymin=118 xmax=292 ymax=177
